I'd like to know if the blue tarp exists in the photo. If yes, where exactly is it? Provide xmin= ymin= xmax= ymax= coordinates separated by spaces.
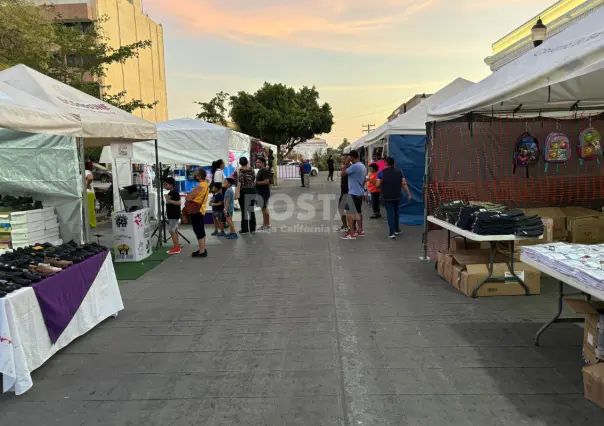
xmin=388 ymin=134 xmax=425 ymax=225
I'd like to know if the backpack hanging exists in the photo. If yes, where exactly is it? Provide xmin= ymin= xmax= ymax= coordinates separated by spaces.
xmin=543 ymin=132 xmax=571 ymax=173
xmin=513 ymin=132 xmax=540 ymax=177
xmin=578 ymin=127 xmax=602 ymax=165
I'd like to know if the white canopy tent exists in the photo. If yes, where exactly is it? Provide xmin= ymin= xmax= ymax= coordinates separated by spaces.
xmin=99 ymin=118 xmax=250 ymax=165
xmin=364 ymin=78 xmax=475 ymax=146
xmin=0 ymin=65 xmax=157 ymax=146
xmin=427 ymin=7 xmax=604 ymax=122
xmin=0 ymin=81 xmax=81 ymax=136
xmin=345 ymin=134 xmax=368 ymax=154
xmin=0 ymin=64 xmax=159 ymax=243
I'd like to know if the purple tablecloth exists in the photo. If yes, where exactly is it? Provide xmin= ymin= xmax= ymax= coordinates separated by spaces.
xmin=31 ymin=250 xmax=108 ymax=344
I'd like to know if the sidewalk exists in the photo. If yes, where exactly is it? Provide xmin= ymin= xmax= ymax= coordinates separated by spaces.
xmin=1 ymin=174 xmax=603 ymax=425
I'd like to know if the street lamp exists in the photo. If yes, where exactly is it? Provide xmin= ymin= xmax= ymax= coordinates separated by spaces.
xmin=531 ymin=17 xmax=547 ymax=47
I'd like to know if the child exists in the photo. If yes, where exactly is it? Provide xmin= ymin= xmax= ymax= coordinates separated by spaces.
xmin=223 ymin=178 xmax=238 ymax=239
xmin=367 ymin=163 xmax=381 ymax=219
xmin=163 ymin=177 xmax=182 ymax=255
xmin=210 ymin=182 xmax=226 ymax=236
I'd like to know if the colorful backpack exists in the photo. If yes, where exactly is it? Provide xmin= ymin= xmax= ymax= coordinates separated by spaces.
xmin=543 ymin=132 xmax=571 ymax=172
xmin=513 ymin=132 xmax=539 ymax=176
xmin=578 ymin=128 xmax=602 ymax=164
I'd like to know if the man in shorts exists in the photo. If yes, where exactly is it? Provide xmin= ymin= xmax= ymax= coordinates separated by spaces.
xmin=163 ymin=177 xmax=182 ymax=254
xmin=340 ymin=150 xmax=366 ymax=240
xmin=338 ymin=156 xmax=351 ymax=232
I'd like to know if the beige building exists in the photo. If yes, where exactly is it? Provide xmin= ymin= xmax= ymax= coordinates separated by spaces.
xmin=39 ymin=0 xmax=168 ymax=122
xmin=485 ymin=0 xmax=604 ymax=72
xmin=387 ymin=93 xmax=432 ymax=122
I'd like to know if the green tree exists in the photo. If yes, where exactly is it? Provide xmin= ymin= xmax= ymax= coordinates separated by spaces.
xmin=337 ymin=138 xmax=350 ymax=153
xmin=195 ymin=91 xmax=229 ymax=125
xmin=0 ymin=1 xmax=156 ymax=113
xmin=229 ymin=83 xmax=334 ymax=158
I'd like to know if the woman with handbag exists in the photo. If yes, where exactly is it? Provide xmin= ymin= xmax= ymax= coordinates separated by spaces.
xmin=237 ymin=157 xmax=257 ymax=234
xmin=185 ymin=168 xmax=210 ymax=258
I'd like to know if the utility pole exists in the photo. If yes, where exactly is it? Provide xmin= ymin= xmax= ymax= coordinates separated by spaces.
xmin=361 ymin=124 xmax=375 ymax=133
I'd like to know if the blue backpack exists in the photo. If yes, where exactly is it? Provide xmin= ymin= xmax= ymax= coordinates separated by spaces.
xmin=513 ymin=132 xmax=539 ymax=177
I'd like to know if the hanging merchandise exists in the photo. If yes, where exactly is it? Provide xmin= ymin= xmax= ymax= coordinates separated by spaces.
xmin=543 ymin=132 xmax=571 ymax=173
xmin=578 ymin=127 xmax=602 ymax=165
xmin=513 ymin=132 xmax=539 ymax=177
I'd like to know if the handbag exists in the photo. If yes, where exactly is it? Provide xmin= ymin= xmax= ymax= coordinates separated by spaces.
xmin=183 ymin=200 xmax=201 ymax=215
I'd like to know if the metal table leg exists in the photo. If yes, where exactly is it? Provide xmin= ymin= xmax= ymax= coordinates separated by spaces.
xmin=534 ymin=280 xmax=586 ymax=346
xmin=471 ymin=240 xmax=530 ymax=298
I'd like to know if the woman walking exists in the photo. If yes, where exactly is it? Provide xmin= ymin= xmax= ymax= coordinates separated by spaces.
xmin=186 ymin=168 xmax=210 ymax=257
xmin=237 ymin=157 xmax=257 ymax=234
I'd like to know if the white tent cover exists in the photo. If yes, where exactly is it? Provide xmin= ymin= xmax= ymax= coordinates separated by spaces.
xmin=0 ymin=130 xmax=82 ymax=243
xmin=0 ymin=81 xmax=81 ymax=136
xmin=0 ymin=65 xmax=157 ymax=145
xmin=428 ymin=7 xmax=604 ymax=122
xmin=364 ymin=78 xmax=475 ymax=145
xmin=100 ymin=118 xmax=250 ymax=165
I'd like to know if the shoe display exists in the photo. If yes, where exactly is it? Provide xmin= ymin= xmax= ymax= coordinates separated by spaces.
xmin=0 ymin=240 xmax=109 ymax=292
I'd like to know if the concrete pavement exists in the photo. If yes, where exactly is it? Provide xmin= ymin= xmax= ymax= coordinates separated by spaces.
xmin=1 ymin=173 xmax=603 ymax=425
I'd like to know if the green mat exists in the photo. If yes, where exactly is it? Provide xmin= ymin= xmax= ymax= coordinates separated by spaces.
xmin=112 ymin=249 xmax=171 ymax=281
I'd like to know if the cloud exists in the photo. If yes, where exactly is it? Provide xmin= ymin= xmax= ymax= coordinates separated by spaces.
xmin=145 ymin=0 xmax=437 ymax=54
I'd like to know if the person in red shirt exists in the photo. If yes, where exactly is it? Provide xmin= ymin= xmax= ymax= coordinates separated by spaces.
xmin=367 ymin=163 xmax=381 ymax=219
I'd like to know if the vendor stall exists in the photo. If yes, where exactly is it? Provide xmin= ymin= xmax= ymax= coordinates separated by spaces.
xmin=0 ymin=64 xmax=158 ymax=243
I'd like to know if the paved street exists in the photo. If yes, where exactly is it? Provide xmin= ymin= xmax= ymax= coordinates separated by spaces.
xmin=2 ymin=174 xmax=604 ymax=425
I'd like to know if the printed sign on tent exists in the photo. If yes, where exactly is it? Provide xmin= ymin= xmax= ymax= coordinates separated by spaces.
xmin=111 ymin=143 xmax=133 ymax=160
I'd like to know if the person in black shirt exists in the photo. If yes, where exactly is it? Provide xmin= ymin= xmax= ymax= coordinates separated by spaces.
xmin=338 ymin=156 xmax=352 ymax=231
xmin=163 ymin=177 xmax=182 ymax=254
xmin=255 ymin=157 xmax=271 ymax=230
xmin=376 ymin=157 xmax=411 ymax=239
xmin=327 ymin=155 xmax=335 ymax=181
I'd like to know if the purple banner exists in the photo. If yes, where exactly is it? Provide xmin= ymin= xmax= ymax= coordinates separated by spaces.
xmin=32 ymin=250 xmax=108 ymax=344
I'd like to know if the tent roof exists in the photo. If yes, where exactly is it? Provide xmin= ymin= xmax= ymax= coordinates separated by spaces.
xmin=0 ymin=65 xmax=157 ymax=145
xmin=99 ymin=118 xmax=250 ymax=165
xmin=0 ymin=81 xmax=81 ymax=136
xmin=364 ymin=78 xmax=475 ymax=145
xmin=428 ymin=7 xmax=604 ymax=122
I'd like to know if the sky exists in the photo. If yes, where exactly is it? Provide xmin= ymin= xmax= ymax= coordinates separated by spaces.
xmin=144 ymin=0 xmax=554 ymax=146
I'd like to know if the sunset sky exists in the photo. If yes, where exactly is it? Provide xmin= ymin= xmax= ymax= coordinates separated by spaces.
xmin=144 ymin=0 xmax=554 ymax=146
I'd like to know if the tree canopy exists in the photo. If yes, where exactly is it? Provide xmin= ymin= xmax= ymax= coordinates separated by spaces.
xmin=0 ymin=0 xmax=155 ymax=113
xmin=195 ymin=91 xmax=229 ymax=125
xmin=229 ymin=83 xmax=334 ymax=156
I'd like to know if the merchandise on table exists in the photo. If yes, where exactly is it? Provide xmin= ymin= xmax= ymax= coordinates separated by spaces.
xmin=0 ymin=198 xmax=63 ymax=251
xmin=433 ymin=201 xmax=544 ymax=237
xmin=521 ymin=242 xmax=604 ymax=291
xmin=0 ymin=241 xmax=107 ymax=298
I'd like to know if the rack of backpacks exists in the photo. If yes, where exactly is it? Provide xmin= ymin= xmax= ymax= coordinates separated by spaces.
xmin=433 ymin=200 xmax=544 ymax=237
xmin=513 ymin=125 xmax=601 ymax=176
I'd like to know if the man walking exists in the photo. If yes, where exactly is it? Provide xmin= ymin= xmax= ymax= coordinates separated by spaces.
xmin=377 ymin=157 xmax=411 ymax=239
xmin=340 ymin=150 xmax=366 ymax=239
xmin=302 ymin=159 xmax=312 ymax=188
xmin=327 ymin=155 xmax=335 ymax=181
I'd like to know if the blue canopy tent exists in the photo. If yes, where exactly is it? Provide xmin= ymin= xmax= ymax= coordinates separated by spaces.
xmin=363 ymin=78 xmax=474 ymax=225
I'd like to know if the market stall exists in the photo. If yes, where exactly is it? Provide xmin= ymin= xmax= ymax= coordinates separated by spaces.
xmin=361 ymin=79 xmax=474 ymax=225
xmin=0 ymin=65 xmax=158 ymax=243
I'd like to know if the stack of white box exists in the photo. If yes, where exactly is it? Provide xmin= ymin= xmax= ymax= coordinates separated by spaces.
xmin=10 ymin=208 xmax=62 ymax=249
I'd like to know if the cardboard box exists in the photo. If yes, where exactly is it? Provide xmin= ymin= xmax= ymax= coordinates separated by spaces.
xmin=437 ymin=251 xmax=449 ymax=278
xmin=452 ymin=265 xmax=464 ymax=290
xmin=562 ymin=207 xmax=604 ymax=244
xmin=566 ymin=299 xmax=604 ymax=363
xmin=523 ymin=207 xmax=566 ymax=241
xmin=459 ymin=262 xmax=541 ymax=297
xmin=450 ymin=236 xmax=484 ymax=252
xmin=583 ymin=363 xmax=604 ymax=409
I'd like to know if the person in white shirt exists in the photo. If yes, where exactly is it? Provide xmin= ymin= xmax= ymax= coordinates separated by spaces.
xmin=212 ymin=159 xmax=226 ymax=185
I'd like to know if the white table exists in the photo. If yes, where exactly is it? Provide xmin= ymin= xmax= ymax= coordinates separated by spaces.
xmin=428 ymin=216 xmax=541 ymax=298
xmin=520 ymin=254 xmax=603 ymax=346
xmin=0 ymin=254 xmax=124 ymax=395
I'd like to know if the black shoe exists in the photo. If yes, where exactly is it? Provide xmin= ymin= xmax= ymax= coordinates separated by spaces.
xmin=370 ymin=214 xmax=380 ymax=219
xmin=192 ymin=250 xmax=208 ymax=258
xmin=388 ymin=233 xmax=396 ymax=240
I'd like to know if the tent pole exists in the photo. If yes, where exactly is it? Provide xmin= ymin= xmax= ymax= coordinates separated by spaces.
xmin=420 ymin=122 xmax=433 ymax=261
xmin=79 ymin=137 xmax=90 ymax=243
xmin=154 ymin=139 xmax=162 ymax=247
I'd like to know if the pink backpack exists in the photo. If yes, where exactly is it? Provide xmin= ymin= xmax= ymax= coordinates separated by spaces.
xmin=543 ymin=132 xmax=570 ymax=172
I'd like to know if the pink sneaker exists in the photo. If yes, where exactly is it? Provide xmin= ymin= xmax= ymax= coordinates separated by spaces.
xmin=340 ymin=233 xmax=356 ymax=240
xmin=356 ymin=231 xmax=365 ymax=237
xmin=167 ymin=247 xmax=181 ymax=255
